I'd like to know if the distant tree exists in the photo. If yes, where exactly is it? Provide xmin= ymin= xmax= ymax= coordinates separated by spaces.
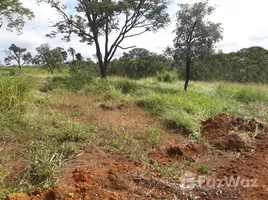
xmin=4 ymin=44 xmax=32 ymax=70
xmin=56 ymin=47 xmax=68 ymax=62
xmin=38 ymin=0 xmax=170 ymax=78
xmin=172 ymin=0 xmax=223 ymax=91
xmin=109 ymin=48 xmax=170 ymax=78
xmin=75 ymin=53 xmax=83 ymax=62
xmin=68 ymin=47 xmax=76 ymax=63
xmin=0 ymin=0 xmax=34 ymax=33
xmin=36 ymin=43 xmax=64 ymax=74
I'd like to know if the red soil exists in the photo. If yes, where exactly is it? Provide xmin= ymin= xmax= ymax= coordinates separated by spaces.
xmin=5 ymin=95 xmax=268 ymax=200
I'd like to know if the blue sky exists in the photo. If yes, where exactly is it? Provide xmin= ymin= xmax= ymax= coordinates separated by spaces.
xmin=1 ymin=0 xmax=268 ymax=63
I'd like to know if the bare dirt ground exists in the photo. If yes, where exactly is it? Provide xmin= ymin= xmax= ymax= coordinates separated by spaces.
xmin=5 ymin=94 xmax=268 ymax=200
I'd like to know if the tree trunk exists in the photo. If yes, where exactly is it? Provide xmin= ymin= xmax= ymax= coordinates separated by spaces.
xmin=99 ymin=62 xmax=107 ymax=79
xmin=94 ymin=38 xmax=107 ymax=79
xmin=49 ymin=65 xmax=54 ymax=75
xmin=184 ymin=58 xmax=191 ymax=91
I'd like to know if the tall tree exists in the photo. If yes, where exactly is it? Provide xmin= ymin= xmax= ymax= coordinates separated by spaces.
xmin=36 ymin=43 xmax=64 ymax=74
xmin=4 ymin=44 xmax=32 ymax=70
xmin=38 ymin=0 xmax=170 ymax=78
xmin=173 ymin=0 xmax=223 ymax=91
xmin=0 ymin=0 xmax=34 ymax=33
xmin=68 ymin=47 xmax=76 ymax=63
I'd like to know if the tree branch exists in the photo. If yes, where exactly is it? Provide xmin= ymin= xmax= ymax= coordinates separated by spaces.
xmin=118 ymin=45 xmax=136 ymax=50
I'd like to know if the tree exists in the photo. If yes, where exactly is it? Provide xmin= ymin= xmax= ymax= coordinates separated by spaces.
xmin=4 ymin=44 xmax=32 ymax=70
xmin=0 ymin=0 xmax=34 ymax=33
xmin=109 ymin=48 xmax=170 ymax=78
xmin=56 ymin=47 xmax=68 ymax=62
xmin=38 ymin=0 xmax=170 ymax=78
xmin=68 ymin=47 xmax=76 ymax=63
xmin=75 ymin=53 xmax=83 ymax=62
xmin=172 ymin=0 xmax=223 ymax=91
xmin=36 ymin=43 xmax=64 ymax=74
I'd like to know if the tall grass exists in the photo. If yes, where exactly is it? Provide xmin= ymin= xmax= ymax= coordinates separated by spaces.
xmin=48 ymin=76 xmax=268 ymax=134
xmin=0 ymin=75 xmax=35 ymax=128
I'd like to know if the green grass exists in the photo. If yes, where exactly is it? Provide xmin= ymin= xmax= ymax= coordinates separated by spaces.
xmin=47 ymin=75 xmax=268 ymax=134
xmin=146 ymin=127 xmax=162 ymax=147
xmin=1 ymin=67 xmax=268 ymax=197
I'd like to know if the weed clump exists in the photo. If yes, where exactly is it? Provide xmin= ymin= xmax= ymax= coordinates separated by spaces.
xmin=0 ymin=75 xmax=35 ymax=128
xmin=25 ymin=140 xmax=78 ymax=186
xmin=157 ymin=71 xmax=177 ymax=83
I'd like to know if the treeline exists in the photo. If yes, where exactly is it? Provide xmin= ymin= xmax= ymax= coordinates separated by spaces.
xmin=3 ymin=43 xmax=268 ymax=84
xmin=108 ymin=46 xmax=268 ymax=84
xmin=189 ymin=46 xmax=268 ymax=83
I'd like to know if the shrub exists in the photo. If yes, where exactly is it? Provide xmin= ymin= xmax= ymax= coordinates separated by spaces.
xmin=0 ymin=75 xmax=34 ymax=112
xmin=157 ymin=71 xmax=177 ymax=83
xmin=0 ymin=75 xmax=34 ymax=128
xmin=113 ymin=79 xmax=139 ymax=94
xmin=49 ymin=74 xmax=93 ymax=90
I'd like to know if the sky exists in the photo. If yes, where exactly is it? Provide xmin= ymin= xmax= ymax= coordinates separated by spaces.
xmin=1 ymin=0 xmax=268 ymax=62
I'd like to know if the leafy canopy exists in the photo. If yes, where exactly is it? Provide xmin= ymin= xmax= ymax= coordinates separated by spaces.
xmin=0 ymin=0 xmax=34 ymax=33
xmin=37 ymin=0 xmax=170 ymax=78
xmin=4 ymin=44 xmax=32 ymax=68
xmin=173 ymin=0 xmax=223 ymax=60
xmin=35 ymin=43 xmax=64 ymax=74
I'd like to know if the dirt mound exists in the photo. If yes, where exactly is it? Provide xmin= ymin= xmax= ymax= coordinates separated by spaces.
xmin=202 ymin=113 xmax=231 ymax=139
xmin=201 ymin=114 xmax=268 ymax=151
xmin=183 ymin=142 xmax=207 ymax=157
xmin=6 ymin=190 xmax=54 ymax=200
xmin=150 ymin=143 xmax=207 ymax=164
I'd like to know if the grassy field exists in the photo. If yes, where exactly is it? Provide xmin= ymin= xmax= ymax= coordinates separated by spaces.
xmin=47 ymin=73 xmax=268 ymax=135
xmin=0 ymin=66 xmax=268 ymax=198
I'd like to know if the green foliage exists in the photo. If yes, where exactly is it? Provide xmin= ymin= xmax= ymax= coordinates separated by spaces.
xmin=146 ymin=127 xmax=162 ymax=146
xmin=0 ymin=76 xmax=33 ymax=111
xmin=45 ymin=75 xmax=268 ymax=134
xmin=69 ymin=59 xmax=98 ymax=78
xmin=0 ymin=0 xmax=34 ymax=33
xmin=157 ymin=70 xmax=177 ymax=83
xmin=4 ymin=44 xmax=32 ymax=69
xmin=24 ymin=140 xmax=77 ymax=186
xmin=35 ymin=43 xmax=64 ymax=75
xmin=45 ymin=122 xmax=96 ymax=143
xmin=109 ymin=48 xmax=171 ymax=79
xmin=39 ymin=0 xmax=170 ymax=78
xmin=196 ymin=164 xmax=209 ymax=174
xmin=216 ymin=84 xmax=268 ymax=104
xmin=113 ymin=79 xmax=139 ymax=94
xmin=49 ymin=74 xmax=93 ymax=91
xmin=172 ymin=0 xmax=223 ymax=90
xmin=174 ymin=1 xmax=223 ymax=60
xmin=164 ymin=110 xmax=198 ymax=135
xmin=181 ymin=46 xmax=268 ymax=84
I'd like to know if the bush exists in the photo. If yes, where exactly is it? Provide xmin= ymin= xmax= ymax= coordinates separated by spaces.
xmin=49 ymin=74 xmax=93 ymax=90
xmin=0 ymin=75 xmax=34 ymax=112
xmin=0 ymin=75 xmax=34 ymax=128
xmin=113 ymin=79 xmax=139 ymax=94
xmin=157 ymin=71 xmax=177 ymax=83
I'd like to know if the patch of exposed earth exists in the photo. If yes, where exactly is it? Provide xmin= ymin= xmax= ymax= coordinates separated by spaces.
xmin=5 ymin=93 xmax=268 ymax=200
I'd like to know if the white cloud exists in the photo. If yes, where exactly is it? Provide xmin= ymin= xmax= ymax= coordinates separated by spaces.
xmin=1 ymin=0 xmax=268 ymax=62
